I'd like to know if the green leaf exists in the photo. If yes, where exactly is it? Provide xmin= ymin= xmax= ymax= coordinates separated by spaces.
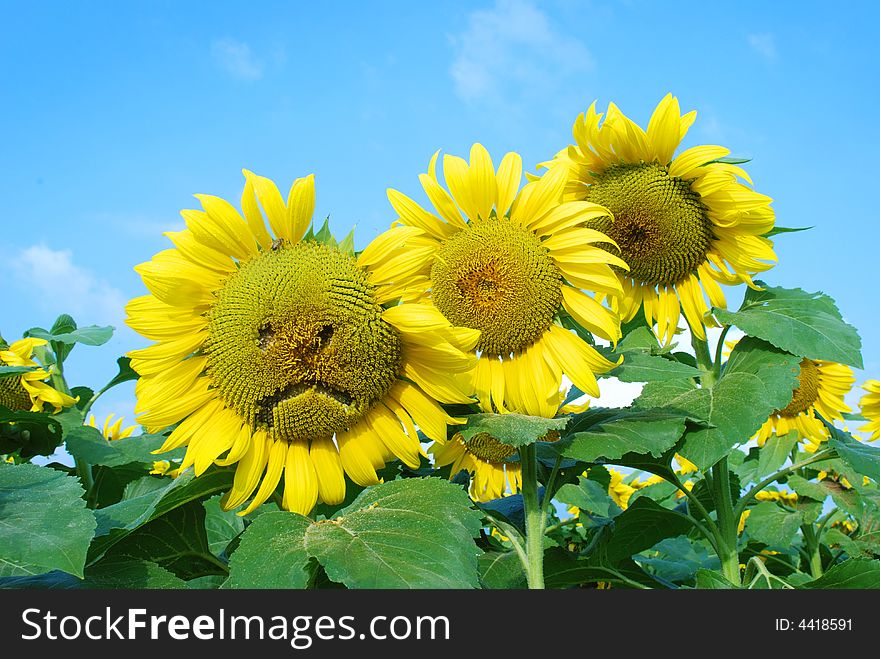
xmin=0 ymin=463 xmax=97 ymax=578
xmin=828 ymin=425 xmax=880 ymax=482
xmin=458 ymin=413 xmax=568 ymax=449
xmin=599 ymin=498 xmax=693 ymax=563
xmin=555 ymin=477 xmax=613 ymax=518
xmin=695 ymin=568 xmax=739 ymax=589
xmin=479 ymin=551 xmax=527 ymax=589
xmin=610 ymin=351 xmax=702 ymax=383
xmin=303 ymin=478 xmax=482 ymax=588
xmin=204 ymin=495 xmax=245 ymax=557
xmin=690 ymin=473 xmax=741 ymax=514
xmin=313 ymin=217 xmax=337 ymax=246
xmin=802 ymin=559 xmax=880 ymax=589
xmin=104 ymin=356 xmax=140 ymax=390
xmin=104 ymin=501 xmax=224 ymax=580
xmin=89 ymin=468 xmax=235 ymax=560
xmin=543 ymin=548 xmax=658 ymax=589
xmin=80 ymin=556 xmax=189 ymax=589
xmin=562 ymin=409 xmax=689 ymax=462
xmin=711 ymin=156 xmax=752 ymax=165
xmin=637 ymin=536 xmax=718 ymax=583
xmin=764 ymin=226 xmax=812 ymax=238
xmin=745 ymin=501 xmax=803 ymax=547
xmin=0 ymin=406 xmax=64 ymax=458
xmin=223 ymin=512 xmax=316 ymax=589
xmin=786 ymin=474 xmax=828 ymax=502
xmin=713 ymin=283 xmax=862 ymax=368
xmin=26 ymin=324 xmax=115 ymax=347
xmin=755 ymin=432 xmax=799 ymax=480
xmin=637 ymin=338 xmax=800 ymax=470
xmin=65 ymin=425 xmax=183 ymax=468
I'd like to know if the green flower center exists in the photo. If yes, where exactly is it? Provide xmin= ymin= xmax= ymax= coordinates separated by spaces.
xmin=582 ymin=163 xmax=713 ymax=286
xmin=779 ymin=358 xmax=820 ymax=417
xmin=431 ymin=218 xmax=562 ymax=356
xmin=460 ymin=432 xmax=518 ymax=463
xmin=0 ymin=377 xmax=32 ymax=411
xmin=205 ymin=242 xmax=402 ymax=442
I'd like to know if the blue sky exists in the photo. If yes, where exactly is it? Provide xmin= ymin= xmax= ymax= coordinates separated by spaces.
xmin=1 ymin=0 xmax=878 ymax=426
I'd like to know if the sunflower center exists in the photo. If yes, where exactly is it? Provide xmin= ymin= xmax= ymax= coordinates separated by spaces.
xmin=0 ymin=377 xmax=32 ymax=411
xmin=778 ymin=358 xmax=820 ymax=417
xmin=205 ymin=242 xmax=403 ymax=443
xmin=430 ymin=218 xmax=562 ymax=356
xmin=460 ymin=432 xmax=518 ymax=463
xmin=582 ymin=163 xmax=713 ymax=285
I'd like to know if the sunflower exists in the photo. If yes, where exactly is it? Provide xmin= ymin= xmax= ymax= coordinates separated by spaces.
xmin=755 ymin=358 xmax=854 ymax=451
xmin=88 ymin=413 xmax=137 ymax=440
xmin=542 ymin=94 xmax=777 ymax=344
xmin=381 ymin=143 xmax=625 ymax=421
xmin=860 ymin=380 xmax=880 ymax=441
xmin=430 ymin=431 xmax=522 ymax=502
xmin=0 ymin=338 xmax=77 ymax=412
xmin=127 ymin=170 xmax=478 ymax=515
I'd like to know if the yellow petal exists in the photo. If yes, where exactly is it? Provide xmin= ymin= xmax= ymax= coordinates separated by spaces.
xmin=309 ymin=436 xmax=345 ymax=506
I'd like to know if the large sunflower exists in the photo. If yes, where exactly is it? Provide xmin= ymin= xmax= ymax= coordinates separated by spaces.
xmin=542 ymin=94 xmax=777 ymax=344
xmin=0 ymin=338 xmax=76 ymax=412
xmin=127 ymin=170 xmax=478 ymax=515
xmin=755 ymin=358 xmax=854 ymax=451
xmin=381 ymin=143 xmax=625 ymax=420
xmin=860 ymin=380 xmax=880 ymax=441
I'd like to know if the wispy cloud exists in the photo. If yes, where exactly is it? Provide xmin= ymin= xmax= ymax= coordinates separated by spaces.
xmin=449 ymin=0 xmax=594 ymax=105
xmin=211 ymin=38 xmax=264 ymax=81
xmin=747 ymin=33 xmax=777 ymax=61
xmin=10 ymin=244 xmax=127 ymax=328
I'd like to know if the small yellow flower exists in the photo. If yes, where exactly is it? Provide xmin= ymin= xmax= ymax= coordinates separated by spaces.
xmin=0 ymin=338 xmax=77 ymax=413
xmin=88 ymin=413 xmax=137 ymax=441
xmin=608 ymin=468 xmax=637 ymax=509
xmin=755 ymin=489 xmax=798 ymax=506
xmin=738 ymin=509 xmax=751 ymax=534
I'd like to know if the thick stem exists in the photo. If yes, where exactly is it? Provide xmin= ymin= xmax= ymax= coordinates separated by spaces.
xmin=801 ymin=524 xmax=824 ymax=579
xmin=520 ymin=444 xmax=545 ymax=589
xmin=713 ymin=458 xmax=741 ymax=586
xmin=48 ymin=365 xmax=94 ymax=494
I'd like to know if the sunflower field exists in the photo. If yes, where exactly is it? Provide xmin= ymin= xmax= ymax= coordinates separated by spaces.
xmin=2 ymin=95 xmax=879 ymax=591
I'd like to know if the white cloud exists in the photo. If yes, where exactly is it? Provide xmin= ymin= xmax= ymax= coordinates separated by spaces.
xmin=211 ymin=38 xmax=264 ymax=81
xmin=11 ymin=244 xmax=127 ymax=328
xmin=747 ymin=33 xmax=777 ymax=61
xmin=449 ymin=0 xmax=594 ymax=104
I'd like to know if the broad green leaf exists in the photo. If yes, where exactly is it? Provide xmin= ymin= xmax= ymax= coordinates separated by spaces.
xmin=802 ymin=558 xmax=880 ymax=589
xmin=562 ymin=410 xmax=688 ymax=462
xmin=104 ymin=501 xmax=224 ymax=580
xmin=479 ymin=551 xmax=527 ymax=589
xmin=713 ymin=283 xmax=862 ymax=368
xmin=223 ymin=512 xmax=315 ymax=589
xmin=636 ymin=338 xmax=800 ymax=470
xmin=65 ymin=425 xmax=183 ymax=468
xmin=89 ymin=467 xmax=235 ymax=560
xmin=610 ymin=351 xmax=702 ymax=383
xmin=103 ymin=356 xmax=140 ymax=390
xmin=828 ymin=425 xmax=880 ymax=482
xmin=79 ymin=556 xmax=188 ymax=589
xmin=694 ymin=568 xmax=739 ymax=589
xmin=786 ymin=474 xmax=828 ymax=502
xmin=637 ymin=536 xmax=718 ymax=583
xmin=745 ymin=501 xmax=803 ymax=547
xmin=204 ymin=495 xmax=245 ymax=557
xmin=543 ymin=548 xmax=658 ymax=589
xmin=823 ymin=528 xmax=862 ymax=558
xmin=0 ymin=406 xmax=64 ymax=458
xmin=458 ymin=413 xmax=568 ymax=448
xmin=26 ymin=324 xmax=115 ymax=347
xmin=0 ymin=463 xmax=97 ymax=578
xmin=598 ymin=498 xmax=692 ymax=563
xmin=555 ymin=477 xmax=614 ymax=518
xmin=303 ymin=478 xmax=482 ymax=588
xmin=756 ymin=432 xmax=799 ymax=480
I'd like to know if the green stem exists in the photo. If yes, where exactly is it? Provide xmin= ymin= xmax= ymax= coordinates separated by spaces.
xmin=544 ymin=516 xmax=580 ymax=535
xmin=801 ymin=524 xmax=824 ymax=578
xmin=542 ymin=456 xmax=563 ymax=514
xmin=520 ymin=443 xmax=545 ymax=589
xmin=48 ymin=364 xmax=95 ymax=494
xmin=712 ymin=325 xmax=732 ymax=380
xmin=713 ymin=458 xmax=741 ymax=586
